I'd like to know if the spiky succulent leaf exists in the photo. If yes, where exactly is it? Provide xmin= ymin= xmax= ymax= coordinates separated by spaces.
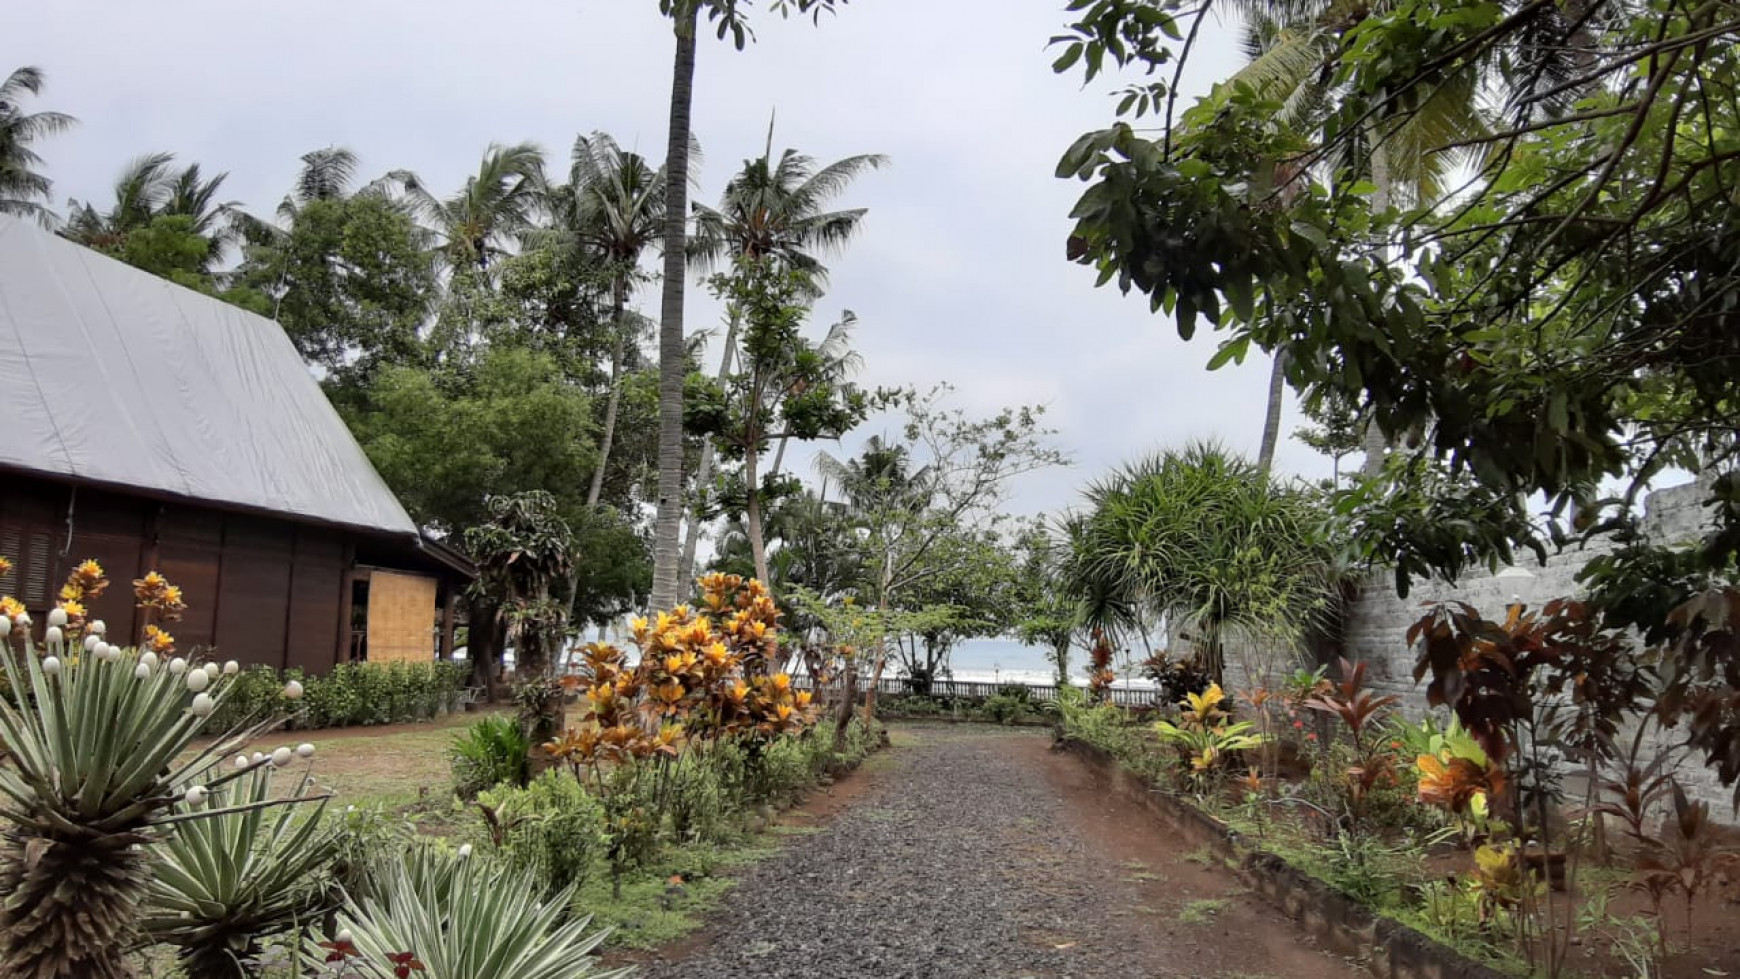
xmin=142 ymin=764 xmax=340 ymax=975
xmin=323 ymin=851 xmax=633 ymax=979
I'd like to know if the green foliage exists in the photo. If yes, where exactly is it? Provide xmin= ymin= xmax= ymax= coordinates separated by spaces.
xmin=449 ymin=716 xmax=531 ymax=799
xmin=467 ymin=492 xmax=578 ymax=676
xmin=1058 ymin=688 xmax=1177 ymax=784
xmin=326 ymin=851 xmax=630 ymax=979
xmin=1066 ymin=442 xmax=1337 ymax=681
xmin=1177 ymin=898 xmax=1228 ymax=924
xmin=982 ymin=688 xmax=1034 ymax=725
xmin=235 ymin=193 xmax=433 ymax=376
xmin=142 ymin=765 xmax=342 ymax=979
xmin=345 ymin=344 xmax=597 ymax=535
xmin=328 ymin=803 xmax=419 ymax=899
xmin=203 ymin=662 xmax=468 ymax=734
xmin=0 ymin=66 xmax=75 ymax=225
xmin=477 ymin=771 xmax=607 ymax=896
xmin=1051 ymin=0 xmax=1740 ymax=801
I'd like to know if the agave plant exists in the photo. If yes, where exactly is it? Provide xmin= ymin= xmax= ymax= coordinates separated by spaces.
xmin=319 ymin=850 xmax=632 ymax=979
xmin=0 ymin=561 xmax=298 ymax=979
xmin=142 ymin=761 xmax=341 ymax=979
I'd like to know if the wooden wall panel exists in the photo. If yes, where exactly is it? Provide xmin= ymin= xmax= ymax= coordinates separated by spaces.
xmin=156 ymin=507 xmax=224 ymax=650
xmin=63 ymin=530 xmax=144 ymax=640
xmin=366 ymin=570 xmax=437 ymax=663
xmin=215 ymin=518 xmax=294 ymax=667
xmin=286 ymin=528 xmax=345 ymax=673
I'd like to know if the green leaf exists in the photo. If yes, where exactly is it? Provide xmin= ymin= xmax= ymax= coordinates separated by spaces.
xmin=1207 ymin=336 xmax=1251 ymax=370
xmin=1052 ymin=43 xmax=1084 ymax=74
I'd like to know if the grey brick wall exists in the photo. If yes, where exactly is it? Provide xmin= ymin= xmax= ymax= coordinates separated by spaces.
xmin=1335 ymin=477 xmax=1735 ymax=822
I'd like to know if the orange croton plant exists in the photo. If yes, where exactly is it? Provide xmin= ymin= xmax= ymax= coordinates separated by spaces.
xmin=545 ymin=574 xmax=819 ymax=777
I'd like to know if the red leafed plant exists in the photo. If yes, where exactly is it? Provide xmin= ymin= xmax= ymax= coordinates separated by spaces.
xmin=1303 ymin=658 xmax=1399 ymax=752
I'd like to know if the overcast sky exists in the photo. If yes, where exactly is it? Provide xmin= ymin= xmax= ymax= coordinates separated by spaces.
xmin=13 ymin=1 xmax=1334 ymax=523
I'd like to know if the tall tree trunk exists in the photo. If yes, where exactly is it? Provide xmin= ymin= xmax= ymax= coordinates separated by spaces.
xmin=766 ymin=432 xmax=791 ymax=482
xmin=678 ymin=310 xmax=741 ymax=583
xmin=861 ymin=555 xmax=895 ymax=724
xmin=743 ymin=440 xmax=772 ymax=586
xmin=649 ymin=7 xmax=699 ymax=613
xmin=585 ymin=276 xmax=630 ymax=509
xmin=1360 ymin=142 xmax=1395 ymax=480
xmin=1359 ymin=422 xmax=1388 ymax=477
xmin=1256 ymin=350 xmax=1287 ymax=477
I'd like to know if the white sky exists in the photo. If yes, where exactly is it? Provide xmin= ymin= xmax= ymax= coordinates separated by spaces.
xmin=11 ymin=0 xmax=1334 ymax=524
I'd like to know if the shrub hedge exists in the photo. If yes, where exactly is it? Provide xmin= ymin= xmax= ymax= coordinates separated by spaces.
xmin=200 ymin=661 xmax=470 ymax=734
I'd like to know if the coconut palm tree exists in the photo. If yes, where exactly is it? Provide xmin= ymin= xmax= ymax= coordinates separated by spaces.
xmin=63 ymin=151 xmax=177 ymax=250
xmin=560 ymin=132 xmax=668 ymax=509
xmin=0 ymin=66 xmax=75 ymax=226
xmin=1220 ymin=0 xmax=1488 ymax=476
xmin=286 ymin=146 xmax=359 ymax=214
xmin=63 ymin=154 xmax=240 ymax=269
xmin=648 ymin=3 xmax=702 ymax=612
xmin=678 ymin=141 xmax=886 ymax=581
xmin=648 ymin=0 xmax=856 ymax=610
xmin=390 ymin=142 xmax=548 ymax=272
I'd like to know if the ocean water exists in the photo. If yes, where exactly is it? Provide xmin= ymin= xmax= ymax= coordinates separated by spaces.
xmin=926 ymin=637 xmax=1155 ymax=687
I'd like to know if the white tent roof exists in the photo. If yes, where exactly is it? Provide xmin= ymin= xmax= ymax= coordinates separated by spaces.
xmin=0 ymin=215 xmax=418 ymax=537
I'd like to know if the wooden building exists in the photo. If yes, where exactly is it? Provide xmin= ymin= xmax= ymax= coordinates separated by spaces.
xmin=0 ymin=216 xmax=471 ymax=671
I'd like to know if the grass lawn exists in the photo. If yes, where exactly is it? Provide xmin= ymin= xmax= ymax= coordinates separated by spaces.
xmin=296 ymin=711 xmax=502 ymax=806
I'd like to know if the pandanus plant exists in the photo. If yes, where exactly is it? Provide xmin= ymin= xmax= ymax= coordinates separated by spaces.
xmin=316 ymin=849 xmax=631 ymax=979
xmin=0 ymin=559 xmax=301 ymax=979
xmin=142 ymin=759 xmax=340 ymax=979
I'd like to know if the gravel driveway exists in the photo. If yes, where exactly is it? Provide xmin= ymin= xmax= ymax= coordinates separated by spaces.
xmin=635 ymin=725 xmax=1348 ymax=979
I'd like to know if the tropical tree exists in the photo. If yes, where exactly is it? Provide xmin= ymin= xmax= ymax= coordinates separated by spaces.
xmin=817 ymin=387 xmax=1065 ymax=727
xmin=63 ymin=152 xmax=178 ymax=251
xmin=1064 ymin=442 xmax=1337 ymax=685
xmin=465 ymin=491 xmax=579 ymax=679
xmin=280 ymin=146 xmax=362 ymax=218
xmin=688 ymin=258 xmax=868 ymax=587
xmin=1196 ymin=0 xmax=1488 ymax=475
xmin=1013 ymin=520 xmax=1085 ymax=685
xmin=1293 ymin=387 xmax=1363 ymax=487
xmin=0 ymin=66 xmax=75 ymax=226
xmin=559 ymin=132 xmax=667 ymax=509
xmin=235 ymin=191 xmax=434 ymax=377
xmin=647 ymin=0 xmax=858 ymax=612
xmin=391 ymin=142 xmax=547 ymax=272
xmin=63 ymin=153 xmax=241 ymax=271
xmin=680 ymin=140 xmax=885 ymax=580
xmin=343 ymin=344 xmax=601 ymax=690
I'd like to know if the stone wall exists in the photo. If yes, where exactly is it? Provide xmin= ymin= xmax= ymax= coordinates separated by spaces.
xmin=1336 ymin=476 xmax=1735 ymax=819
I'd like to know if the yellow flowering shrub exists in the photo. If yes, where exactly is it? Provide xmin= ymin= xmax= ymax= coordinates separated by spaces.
xmin=546 ymin=574 xmax=818 ymax=775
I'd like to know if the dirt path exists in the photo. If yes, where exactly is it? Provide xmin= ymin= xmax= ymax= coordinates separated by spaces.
xmin=637 ymin=724 xmax=1353 ymax=979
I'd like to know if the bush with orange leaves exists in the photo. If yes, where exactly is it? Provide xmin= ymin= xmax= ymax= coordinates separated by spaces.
xmin=541 ymin=575 xmax=821 ymax=891
xmin=547 ymin=574 xmax=818 ymax=771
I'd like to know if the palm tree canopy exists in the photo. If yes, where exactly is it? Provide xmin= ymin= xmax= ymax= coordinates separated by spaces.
xmin=690 ymin=146 xmax=888 ymax=283
xmin=815 ymin=435 xmax=933 ymax=516
xmin=1213 ymin=0 xmax=1490 ymax=207
xmin=561 ymin=131 xmax=667 ymax=267
xmin=62 ymin=153 xmax=240 ymax=265
xmin=0 ymin=66 xmax=76 ymax=225
xmin=390 ymin=141 xmax=548 ymax=270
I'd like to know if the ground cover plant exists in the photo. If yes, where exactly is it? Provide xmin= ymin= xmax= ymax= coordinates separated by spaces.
xmin=1057 ymin=602 xmax=1740 ymax=979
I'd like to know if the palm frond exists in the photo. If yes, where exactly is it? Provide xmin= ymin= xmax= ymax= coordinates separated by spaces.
xmin=295 ymin=147 xmax=359 ymax=204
